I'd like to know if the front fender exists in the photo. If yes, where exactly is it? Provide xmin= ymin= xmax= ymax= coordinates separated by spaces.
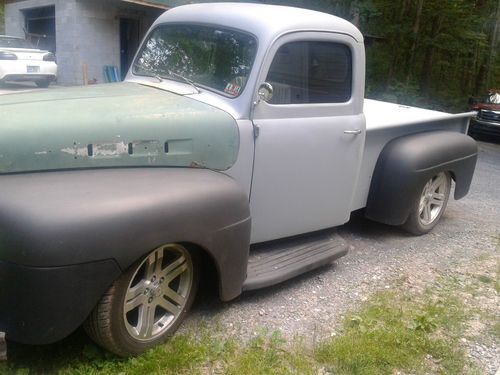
xmin=0 ymin=168 xmax=251 ymax=343
xmin=365 ymin=131 xmax=477 ymax=226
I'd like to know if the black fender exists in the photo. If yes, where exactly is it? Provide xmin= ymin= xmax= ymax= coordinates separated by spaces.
xmin=365 ymin=131 xmax=478 ymax=226
xmin=0 ymin=168 xmax=251 ymax=344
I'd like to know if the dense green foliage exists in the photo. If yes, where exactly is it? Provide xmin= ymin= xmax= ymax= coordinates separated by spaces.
xmin=0 ymin=3 xmax=4 ymax=34
xmin=264 ymin=0 xmax=500 ymax=111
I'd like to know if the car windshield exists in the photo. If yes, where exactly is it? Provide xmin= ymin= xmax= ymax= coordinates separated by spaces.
xmin=485 ymin=92 xmax=500 ymax=104
xmin=0 ymin=37 xmax=35 ymax=49
xmin=133 ymin=24 xmax=257 ymax=97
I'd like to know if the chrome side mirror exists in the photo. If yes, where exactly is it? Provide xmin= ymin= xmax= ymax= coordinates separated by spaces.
xmin=258 ymin=82 xmax=273 ymax=102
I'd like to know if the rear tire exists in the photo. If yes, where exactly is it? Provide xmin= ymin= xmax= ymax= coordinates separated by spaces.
xmin=84 ymin=243 xmax=199 ymax=357
xmin=35 ymin=79 xmax=51 ymax=88
xmin=402 ymin=172 xmax=451 ymax=235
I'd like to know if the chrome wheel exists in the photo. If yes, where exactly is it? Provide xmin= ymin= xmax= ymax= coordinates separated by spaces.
xmin=123 ymin=244 xmax=193 ymax=341
xmin=402 ymin=171 xmax=451 ymax=235
xmin=417 ymin=172 xmax=449 ymax=226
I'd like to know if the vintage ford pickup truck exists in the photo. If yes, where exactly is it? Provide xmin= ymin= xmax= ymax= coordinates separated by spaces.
xmin=0 ymin=3 xmax=477 ymax=357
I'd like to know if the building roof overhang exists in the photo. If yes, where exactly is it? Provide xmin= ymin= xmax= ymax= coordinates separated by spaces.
xmin=121 ymin=0 xmax=170 ymax=9
xmin=121 ymin=0 xmax=262 ymax=10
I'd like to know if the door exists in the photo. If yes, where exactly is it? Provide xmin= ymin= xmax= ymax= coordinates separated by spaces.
xmin=23 ymin=6 xmax=56 ymax=53
xmin=120 ymin=18 xmax=140 ymax=80
xmin=249 ymin=32 xmax=366 ymax=243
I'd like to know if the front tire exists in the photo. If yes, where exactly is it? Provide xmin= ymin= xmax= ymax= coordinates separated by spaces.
xmin=84 ymin=243 xmax=199 ymax=357
xmin=402 ymin=172 xmax=451 ymax=235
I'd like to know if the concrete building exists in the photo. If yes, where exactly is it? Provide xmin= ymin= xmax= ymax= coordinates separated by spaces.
xmin=4 ymin=0 xmax=169 ymax=85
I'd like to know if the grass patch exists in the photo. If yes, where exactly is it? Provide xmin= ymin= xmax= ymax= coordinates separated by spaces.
xmin=495 ymin=258 xmax=500 ymax=293
xmin=477 ymin=274 xmax=493 ymax=284
xmin=224 ymin=332 xmax=317 ymax=375
xmin=315 ymin=283 xmax=473 ymax=375
xmin=1 ymin=332 xmax=223 ymax=375
xmin=1 ymin=330 xmax=314 ymax=375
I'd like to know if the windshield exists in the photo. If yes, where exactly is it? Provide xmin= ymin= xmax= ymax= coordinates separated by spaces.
xmin=0 ymin=37 xmax=35 ymax=49
xmin=485 ymin=92 xmax=500 ymax=104
xmin=133 ymin=24 xmax=257 ymax=97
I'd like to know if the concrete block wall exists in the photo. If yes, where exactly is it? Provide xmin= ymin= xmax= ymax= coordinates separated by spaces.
xmin=74 ymin=0 xmax=120 ymax=85
xmin=5 ymin=0 xmax=161 ymax=85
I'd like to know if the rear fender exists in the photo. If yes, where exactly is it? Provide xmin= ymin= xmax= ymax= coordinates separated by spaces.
xmin=365 ymin=131 xmax=477 ymax=226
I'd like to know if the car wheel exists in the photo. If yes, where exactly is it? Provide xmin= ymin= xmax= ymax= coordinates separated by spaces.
xmin=84 ymin=243 xmax=199 ymax=357
xmin=402 ymin=172 xmax=451 ymax=235
xmin=35 ymin=79 xmax=51 ymax=88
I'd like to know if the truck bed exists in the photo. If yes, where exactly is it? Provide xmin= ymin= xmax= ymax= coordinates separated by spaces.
xmin=351 ymin=99 xmax=474 ymax=211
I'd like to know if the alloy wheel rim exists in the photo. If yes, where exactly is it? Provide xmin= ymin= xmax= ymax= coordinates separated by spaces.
xmin=123 ymin=244 xmax=193 ymax=341
xmin=418 ymin=172 xmax=448 ymax=226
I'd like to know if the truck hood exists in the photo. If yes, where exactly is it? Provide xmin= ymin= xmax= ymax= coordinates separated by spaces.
xmin=0 ymin=82 xmax=239 ymax=173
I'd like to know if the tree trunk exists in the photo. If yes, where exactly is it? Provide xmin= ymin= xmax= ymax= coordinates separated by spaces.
xmin=386 ymin=0 xmax=409 ymax=88
xmin=406 ymin=0 xmax=425 ymax=82
xmin=420 ymin=16 xmax=443 ymax=95
xmin=486 ymin=0 xmax=500 ymax=88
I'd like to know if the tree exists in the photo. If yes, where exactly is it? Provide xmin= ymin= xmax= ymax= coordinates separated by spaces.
xmin=356 ymin=0 xmax=499 ymax=110
xmin=0 ymin=2 xmax=4 ymax=35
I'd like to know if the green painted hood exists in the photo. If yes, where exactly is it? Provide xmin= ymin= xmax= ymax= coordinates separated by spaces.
xmin=0 ymin=82 xmax=239 ymax=174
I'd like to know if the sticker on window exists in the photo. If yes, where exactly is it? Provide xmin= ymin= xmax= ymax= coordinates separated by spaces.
xmin=224 ymin=83 xmax=242 ymax=96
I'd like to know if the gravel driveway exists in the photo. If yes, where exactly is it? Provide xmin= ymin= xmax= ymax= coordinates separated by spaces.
xmin=184 ymin=140 xmax=500 ymax=374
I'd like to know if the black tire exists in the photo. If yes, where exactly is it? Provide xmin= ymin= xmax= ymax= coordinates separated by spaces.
xmin=84 ymin=244 xmax=199 ymax=357
xmin=402 ymin=172 xmax=451 ymax=235
xmin=35 ymin=79 xmax=51 ymax=88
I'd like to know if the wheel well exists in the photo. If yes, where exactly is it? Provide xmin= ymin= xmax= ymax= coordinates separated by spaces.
xmin=182 ymin=242 xmax=221 ymax=301
xmin=448 ymin=170 xmax=457 ymax=183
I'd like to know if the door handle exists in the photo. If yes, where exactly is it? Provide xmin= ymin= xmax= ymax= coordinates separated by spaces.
xmin=344 ymin=129 xmax=362 ymax=135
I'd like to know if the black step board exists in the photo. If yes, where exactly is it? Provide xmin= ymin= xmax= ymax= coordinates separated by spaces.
xmin=242 ymin=229 xmax=348 ymax=291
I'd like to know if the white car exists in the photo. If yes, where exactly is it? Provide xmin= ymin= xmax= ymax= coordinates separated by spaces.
xmin=0 ymin=35 xmax=57 ymax=88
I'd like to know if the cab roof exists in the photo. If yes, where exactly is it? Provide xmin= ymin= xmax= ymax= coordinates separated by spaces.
xmin=153 ymin=2 xmax=363 ymax=43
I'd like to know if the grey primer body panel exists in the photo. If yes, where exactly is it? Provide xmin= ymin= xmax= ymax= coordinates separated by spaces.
xmin=365 ymin=131 xmax=478 ymax=225
xmin=0 ymin=168 xmax=251 ymax=343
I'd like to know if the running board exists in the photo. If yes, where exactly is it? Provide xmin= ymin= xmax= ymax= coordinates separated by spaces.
xmin=242 ymin=229 xmax=348 ymax=291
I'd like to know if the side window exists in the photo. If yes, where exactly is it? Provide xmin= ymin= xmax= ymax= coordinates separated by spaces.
xmin=265 ymin=41 xmax=352 ymax=105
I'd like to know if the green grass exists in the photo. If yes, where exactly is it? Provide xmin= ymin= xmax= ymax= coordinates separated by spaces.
xmin=223 ymin=333 xmax=317 ymax=375
xmin=315 ymin=289 xmax=470 ymax=375
xmin=495 ymin=257 xmax=500 ymax=294
xmin=2 ymin=270 xmax=491 ymax=375
xmin=1 ymin=332 xmax=220 ymax=375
